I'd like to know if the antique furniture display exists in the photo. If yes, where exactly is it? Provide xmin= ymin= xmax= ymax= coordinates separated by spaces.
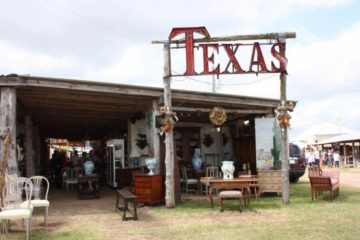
xmin=133 ymin=174 xmax=164 ymax=205
xmin=174 ymin=128 xmax=200 ymax=164
xmin=200 ymin=177 xmax=257 ymax=208
xmin=116 ymin=189 xmax=138 ymax=221
xmin=219 ymin=190 xmax=243 ymax=212
xmin=180 ymin=167 xmax=198 ymax=194
xmin=78 ymin=174 xmax=100 ymax=200
xmin=257 ymin=170 xmax=283 ymax=195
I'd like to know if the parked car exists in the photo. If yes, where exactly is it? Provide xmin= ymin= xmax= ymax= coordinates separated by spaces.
xmin=289 ymin=143 xmax=306 ymax=183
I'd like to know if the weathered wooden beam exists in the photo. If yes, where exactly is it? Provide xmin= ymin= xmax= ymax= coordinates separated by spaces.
xmin=172 ymin=93 xmax=279 ymax=108
xmin=152 ymin=32 xmax=296 ymax=44
xmin=173 ymin=107 xmax=272 ymax=114
xmin=25 ymin=115 xmax=34 ymax=177
xmin=0 ymin=87 xmax=18 ymax=175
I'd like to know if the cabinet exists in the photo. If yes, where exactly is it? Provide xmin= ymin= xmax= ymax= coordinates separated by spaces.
xmin=133 ymin=174 xmax=164 ymax=205
xmin=106 ymin=139 xmax=125 ymax=188
xmin=258 ymin=170 xmax=283 ymax=195
xmin=174 ymin=128 xmax=200 ymax=165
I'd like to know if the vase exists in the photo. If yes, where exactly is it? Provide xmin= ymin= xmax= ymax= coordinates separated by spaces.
xmin=145 ymin=158 xmax=157 ymax=175
xmin=221 ymin=161 xmax=235 ymax=179
xmin=192 ymin=149 xmax=202 ymax=170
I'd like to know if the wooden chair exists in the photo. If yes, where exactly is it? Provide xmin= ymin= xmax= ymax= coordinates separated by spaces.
xmin=201 ymin=166 xmax=219 ymax=195
xmin=238 ymin=171 xmax=259 ymax=200
xmin=308 ymin=166 xmax=322 ymax=177
xmin=63 ymin=167 xmax=82 ymax=191
xmin=180 ymin=167 xmax=198 ymax=194
xmin=309 ymin=176 xmax=339 ymax=201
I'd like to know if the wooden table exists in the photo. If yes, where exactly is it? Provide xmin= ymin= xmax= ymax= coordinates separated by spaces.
xmin=78 ymin=174 xmax=100 ymax=200
xmin=200 ymin=177 xmax=258 ymax=208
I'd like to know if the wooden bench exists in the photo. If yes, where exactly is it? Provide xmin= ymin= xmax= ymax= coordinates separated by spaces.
xmin=309 ymin=176 xmax=339 ymax=201
xmin=116 ymin=189 xmax=138 ymax=221
xmin=219 ymin=190 xmax=243 ymax=212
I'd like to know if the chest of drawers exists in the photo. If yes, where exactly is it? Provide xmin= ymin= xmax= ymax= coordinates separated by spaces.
xmin=134 ymin=174 xmax=164 ymax=205
xmin=258 ymin=170 xmax=283 ymax=195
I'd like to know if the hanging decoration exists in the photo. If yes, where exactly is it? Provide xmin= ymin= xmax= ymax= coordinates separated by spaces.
xmin=209 ymin=106 xmax=227 ymax=126
xmin=276 ymin=100 xmax=294 ymax=130
xmin=202 ymin=134 xmax=214 ymax=148
xmin=158 ymin=106 xmax=179 ymax=135
xmin=136 ymin=133 xmax=148 ymax=149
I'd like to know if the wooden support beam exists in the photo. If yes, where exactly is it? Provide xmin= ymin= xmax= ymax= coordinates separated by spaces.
xmin=163 ymin=43 xmax=175 ymax=208
xmin=25 ymin=115 xmax=34 ymax=177
xmin=152 ymin=32 xmax=296 ymax=44
xmin=0 ymin=87 xmax=18 ymax=175
xmin=173 ymin=107 xmax=272 ymax=114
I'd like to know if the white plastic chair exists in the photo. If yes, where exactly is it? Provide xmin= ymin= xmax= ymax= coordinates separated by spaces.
xmin=0 ymin=177 xmax=33 ymax=240
xmin=26 ymin=176 xmax=50 ymax=226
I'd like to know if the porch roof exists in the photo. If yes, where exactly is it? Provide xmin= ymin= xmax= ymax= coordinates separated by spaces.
xmin=0 ymin=74 xmax=288 ymax=140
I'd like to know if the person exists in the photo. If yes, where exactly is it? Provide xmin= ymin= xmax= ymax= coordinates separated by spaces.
xmin=314 ymin=148 xmax=320 ymax=166
xmin=333 ymin=151 xmax=340 ymax=168
xmin=60 ymin=151 xmax=69 ymax=169
xmin=89 ymin=150 xmax=101 ymax=175
xmin=49 ymin=149 xmax=62 ymax=188
xmin=70 ymin=150 xmax=81 ymax=168
xmin=320 ymin=150 xmax=326 ymax=167
xmin=307 ymin=148 xmax=315 ymax=166
xmin=328 ymin=148 xmax=334 ymax=167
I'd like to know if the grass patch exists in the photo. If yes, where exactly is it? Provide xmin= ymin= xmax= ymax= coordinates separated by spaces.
xmin=2 ymin=182 xmax=360 ymax=240
xmin=2 ymin=228 xmax=101 ymax=240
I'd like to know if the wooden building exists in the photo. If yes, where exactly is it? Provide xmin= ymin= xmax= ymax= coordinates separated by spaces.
xmin=0 ymin=74 xmax=283 ymax=183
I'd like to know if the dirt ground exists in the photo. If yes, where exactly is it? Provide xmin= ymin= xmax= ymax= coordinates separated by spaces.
xmin=8 ymin=167 xmax=360 ymax=239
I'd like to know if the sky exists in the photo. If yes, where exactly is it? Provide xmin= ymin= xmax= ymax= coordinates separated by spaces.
xmin=1 ymin=0 xmax=360 ymax=139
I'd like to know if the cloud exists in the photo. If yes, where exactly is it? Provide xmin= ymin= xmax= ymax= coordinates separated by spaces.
xmin=82 ymin=43 xmax=163 ymax=86
xmin=287 ymin=21 xmax=360 ymax=100
xmin=0 ymin=40 xmax=78 ymax=76
xmin=290 ymin=92 xmax=360 ymax=139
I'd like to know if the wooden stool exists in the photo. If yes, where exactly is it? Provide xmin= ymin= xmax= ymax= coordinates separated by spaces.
xmin=219 ymin=190 xmax=242 ymax=212
xmin=116 ymin=189 xmax=138 ymax=221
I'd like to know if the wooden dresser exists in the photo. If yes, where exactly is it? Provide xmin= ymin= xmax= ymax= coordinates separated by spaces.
xmin=258 ymin=170 xmax=283 ymax=195
xmin=133 ymin=174 xmax=164 ymax=205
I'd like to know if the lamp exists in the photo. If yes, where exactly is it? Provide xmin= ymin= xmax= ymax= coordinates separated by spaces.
xmin=129 ymin=147 xmax=141 ymax=168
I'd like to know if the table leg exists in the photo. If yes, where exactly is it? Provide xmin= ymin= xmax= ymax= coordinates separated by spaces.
xmin=246 ymin=187 xmax=251 ymax=207
xmin=209 ymin=186 xmax=214 ymax=208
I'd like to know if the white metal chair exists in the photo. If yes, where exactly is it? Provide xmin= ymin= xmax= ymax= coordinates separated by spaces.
xmin=0 ymin=177 xmax=33 ymax=240
xmin=25 ymin=176 xmax=50 ymax=226
xmin=201 ymin=166 xmax=220 ymax=195
xmin=180 ymin=167 xmax=198 ymax=194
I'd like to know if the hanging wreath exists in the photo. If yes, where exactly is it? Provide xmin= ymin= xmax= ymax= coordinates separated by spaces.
xmin=209 ymin=106 xmax=227 ymax=126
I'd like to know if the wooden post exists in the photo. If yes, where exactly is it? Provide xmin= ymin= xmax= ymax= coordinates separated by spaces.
xmin=343 ymin=142 xmax=347 ymax=167
xmin=25 ymin=115 xmax=34 ymax=177
xmin=151 ymin=100 xmax=161 ymax=172
xmin=0 ymin=87 xmax=18 ymax=175
xmin=279 ymin=40 xmax=290 ymax=204
xmin=163 ymin=43 xmax=175 ymax=208
xmin=351 ymin=142 xmax=356 ymax=167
